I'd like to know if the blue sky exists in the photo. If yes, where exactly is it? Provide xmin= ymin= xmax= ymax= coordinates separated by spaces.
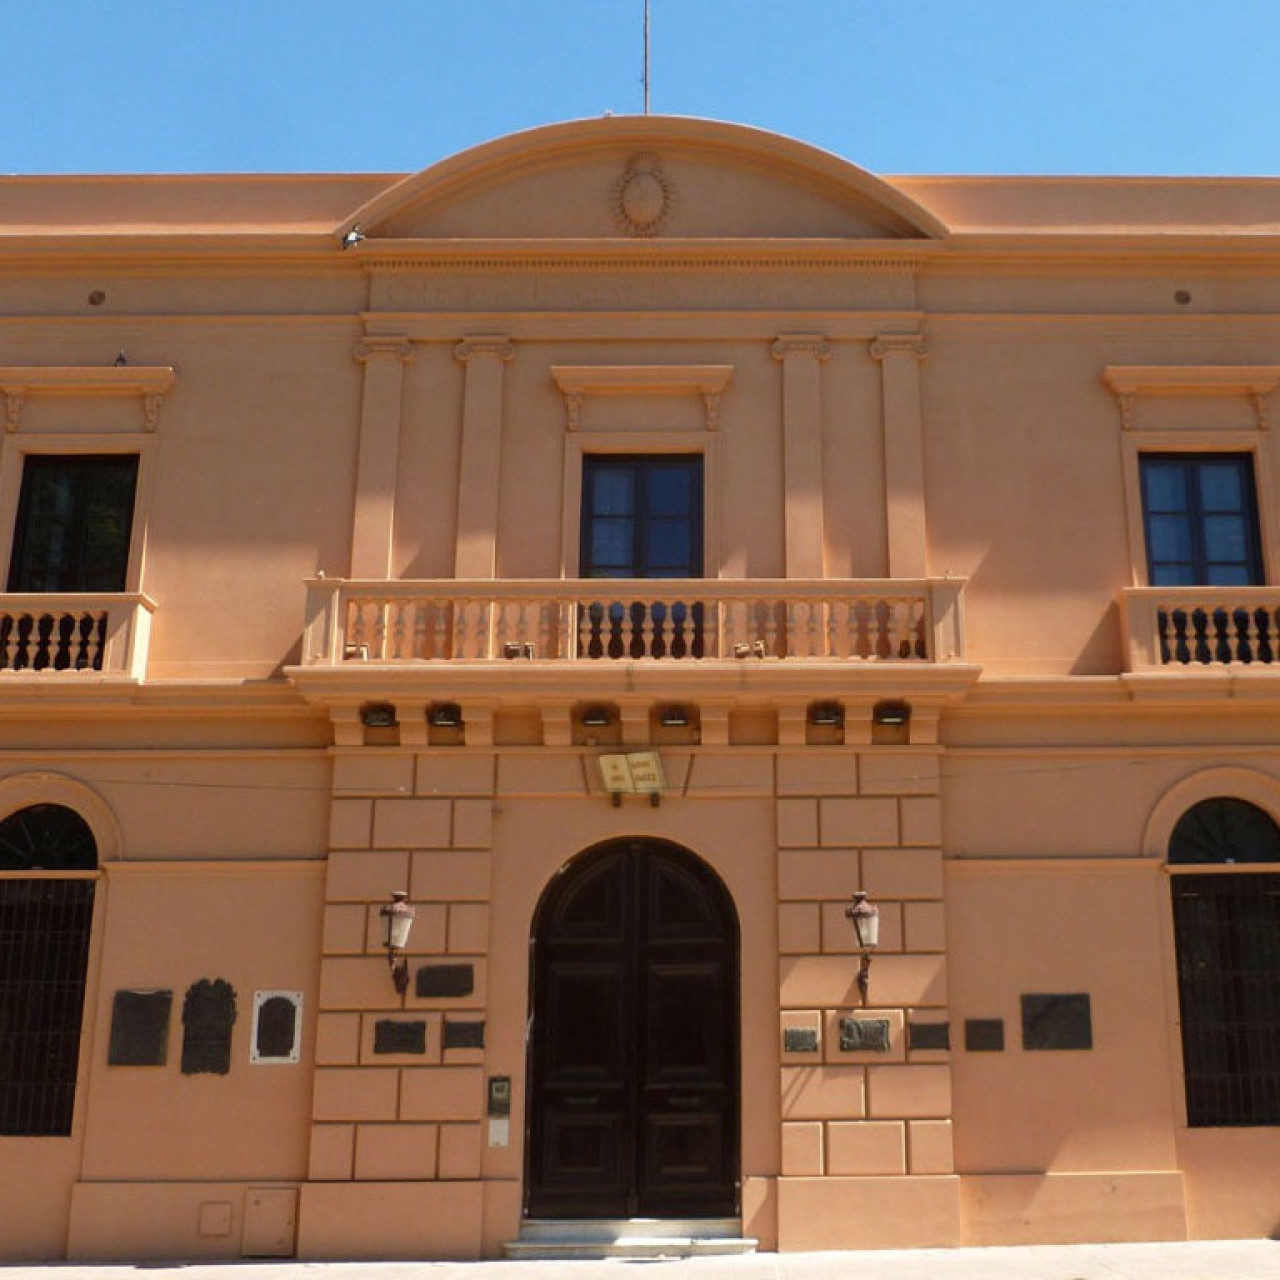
xmin=7 ymin=1 xmax=1280 ymax=177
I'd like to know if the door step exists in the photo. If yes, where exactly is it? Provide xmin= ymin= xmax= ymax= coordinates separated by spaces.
xmin=506 ymin=1218 xmax=758 ymax=1260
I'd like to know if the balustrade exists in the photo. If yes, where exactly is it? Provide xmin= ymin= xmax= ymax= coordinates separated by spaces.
xmin=302 ymin=578 xmax=966 ymax=666
xmin=1121 ymin=587 xmax=1280 ymax=670
xmin=0 ymin=594 xmax=155 ymax=677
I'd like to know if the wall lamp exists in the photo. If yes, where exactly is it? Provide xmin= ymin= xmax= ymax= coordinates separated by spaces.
xmin=809 ymin=701 xmax=844 ymax=728
xmin=429 ymin=703 xmax=463 ymax=728
xmin=581 ymin=705 xmax=614 ymax=728
xmin=360 ymin=703 xmax=397 ymax=728
xmin=660 ymin=705 xmax=691 ymax=727
xmin=845 ymin=891 xmax=880 ymax=1005
xmin=379 ymin=891 xmax=416 ymax=995
xmin=872 ymin=699 xmax=911 ymax=728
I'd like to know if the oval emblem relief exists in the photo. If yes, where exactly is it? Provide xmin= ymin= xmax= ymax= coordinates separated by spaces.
xmin=613 ymin=153 xmax=671 ymax=236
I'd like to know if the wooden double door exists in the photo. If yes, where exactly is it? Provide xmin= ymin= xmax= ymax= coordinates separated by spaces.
xmin=526 ymin=838 xmax=739 ymax=1219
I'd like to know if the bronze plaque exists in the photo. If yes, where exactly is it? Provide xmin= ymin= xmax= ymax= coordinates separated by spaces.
xmin=443 ymin=1019 xmax=486 ymax=1050
xmin=964 ymin=1018 xmax=1005 ymax=1052
xmin=1022 ymin=993 xmax=1092 ymax=1051
xmin=108 ymin=989 xmax=172 ymax=1066
xmin=181 ymin=979 xmax=236 ymax=1075
xmin=783 ymin=1027 xmax=819 ymax=1053
xmin=908 ymin=1022 xmax=951 ymax=1051
xmin=416 ymin=963 xmax=474 ymax=998
xmin=839 ymin=1016 xmax=891 ymax=1052
xmin=374 ymin=1019 xmax=427 ymax=1055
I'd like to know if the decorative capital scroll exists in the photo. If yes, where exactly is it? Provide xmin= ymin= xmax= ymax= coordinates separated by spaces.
xmin=1251 ymin=391 xmax=1272 ymax=432
xmin=142 ymin=393 xmax=164 ymax=432
xmin=771 ymin=334 xmax=832 ymax=363
xmin=869 ymin=333 xmax=928 ymax=362
xmin=354 ymin=336 xmax=415 ymax=365
xmin=4 ymin=392 xmax=23 ymax=432
xmin=1117 ymin=393 xmax=1135 ymax=431
xmin=454 ymin=335 xmax=515 ymax=364
xmin=564 ymin=392 xmax=584 ymax=432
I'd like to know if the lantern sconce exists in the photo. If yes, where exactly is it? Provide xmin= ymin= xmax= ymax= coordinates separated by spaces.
xmin=379 ymin=891 xmax=416 ymax=995
xmin=845 ymin=890 xmax=880 ymax=1005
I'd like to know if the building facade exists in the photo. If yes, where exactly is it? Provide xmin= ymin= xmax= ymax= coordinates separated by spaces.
xmin=2 ymin=116 xmax=1279 ymax=1260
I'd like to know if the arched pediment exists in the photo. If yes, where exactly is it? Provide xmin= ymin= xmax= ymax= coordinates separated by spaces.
xmin=340 ymin=117 xmax=948 ymax=243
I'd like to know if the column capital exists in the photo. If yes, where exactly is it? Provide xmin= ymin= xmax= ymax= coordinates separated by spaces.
xmin=870 ymin=333 xmax=928 ymax=362
xmin=455 ymin=335 xmax=515 ymax=364
xmin=354 ymin=335 xmax=415 ymax=365
xmin=771 ymin=333 xmax=831 ymax=363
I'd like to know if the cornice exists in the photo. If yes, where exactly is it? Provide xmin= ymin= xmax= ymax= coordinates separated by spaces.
xmin=358 ymin=238 xmax=938 ymax=273
xmin=0 ymin=365 xmax=176 ymax=432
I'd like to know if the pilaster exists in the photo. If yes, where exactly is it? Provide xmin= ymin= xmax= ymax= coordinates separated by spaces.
xmin=454 ymin=336 xmax=515 ymax=579
xmin=870 ymin=334 xmax=929 ymax=579
xmin=772 ymin=335 xmax=831 ymax=579
xmin=351 ymin=337 xmax=415 ymax=579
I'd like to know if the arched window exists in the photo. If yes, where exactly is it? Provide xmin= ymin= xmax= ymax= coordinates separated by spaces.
xmin=0 ymin=804 xmax=97 ymax=1136
xmin=1169 ymin=797 xmax=1280 ymax=1126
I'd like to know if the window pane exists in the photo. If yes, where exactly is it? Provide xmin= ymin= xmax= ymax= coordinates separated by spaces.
xmin=648 ymin=465 xmax=695 ymax=517
xmin=646 ymin=520 xmax=692 ymax=573
xmin=1203 ymin=515 xmax=1248 ymax=565
xmin=1199 ymin=463 xmax=1245 ymax=512
xmin=1143 ymin=462 xmax=1188 ymax=512
xmin=590 ymin=520 xmax=634 ymax=569
xmin=1151 ymin=564 xmax=1197 ymax=586
xmin=590 ymin=469 xmax=635 ymax=517
xmin=1148 ymin=514 xmax=1193 ymax=565
xmin=1205 ymin=565 xmax=1253 ymax=587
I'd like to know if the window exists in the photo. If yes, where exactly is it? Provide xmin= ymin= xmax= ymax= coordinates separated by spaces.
xmin=580 ymin=454 xmax=703 ymax=580
xmin=0 ymin=804 xmax=97 ymax=1136
xmin=1139 ymin=453 xmax=1262 ymax=587
xmin=579 ymin=455 xmax=704 ymax=659
xmin=1169 ymin=797 xmax=1280 ymax=1127
xmin=7 ymin=454 xmax=138 ymax=594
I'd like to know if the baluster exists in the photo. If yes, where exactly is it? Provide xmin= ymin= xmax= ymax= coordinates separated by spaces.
xmin=1265 ymin=605 xmax=1280 ymax=664
xmin=386 ymin=599 xmax=404 ymax=659
xmin=617 ymin=599 xmax=635 ymax=659
xmin=538 ymin=598 xmax=554 ymax=658
xmin=651 ymin=600 xmax=668 ymax=659
xmin=474 ymin=601 xmax=491 ymax=659
xmin=762 ymin=601 xmax=779 ymax=658
xmin=428 ymin=600 xmax=446 ymax=660
xmin=860 ymin=599 xmax=879 ymax=660
xmin=410 ymin=601 xmax=427 ymax=660
xmin=1 ymin=614 xmax=18 ymax=670
xmin=1239 ymin=605 xmax=1257 ymax=664
xmin=721 ymin=599 xmax=738 ymax=656
xmin=909 ymin=599 xmax=927 ymax=660
xmin=70 ymin=613 xmax=89 ymax=670
xmin=492 ymin=600 xmax=510 ymax=656
xmin=578 ymin=601 xmax=594 ymax=659
xmin=451 ymin=599 xmax=469 ymax=659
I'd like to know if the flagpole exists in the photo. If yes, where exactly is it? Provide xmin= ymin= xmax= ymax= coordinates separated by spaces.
xmin=643 ymin=0 xmax=651 ymax=114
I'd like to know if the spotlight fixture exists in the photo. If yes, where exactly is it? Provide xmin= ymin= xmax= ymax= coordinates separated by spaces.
xmin=429 ymin=703 xmax=463 ymax=728
xmin=733 ymin=640 xmax=767 ymax=659
xmin=340 ymin=224 xmax=366 ymax=250
xmin=872 ymin=699 xmax=911 ymax=727
xmin=378 ymin=891 xmax=416 ymax=996
xmin=809 ymin=701 xmax=844 ymax=728
xmin=360 ymin=703 xmax=397 ymax=729
xmin=503 ymin=642 xmax=535 ymax=659
xmin=660 ymin=706 xmax=691 ymax=727
xmin=114 ymin=350 xmax=128 ymax=367
xmin=845 ymin=891 xmax=881 ymax=1005
xmin=580 ymin=706 xmax=614 ymax=728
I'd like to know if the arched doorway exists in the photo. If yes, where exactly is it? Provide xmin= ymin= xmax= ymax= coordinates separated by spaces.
xmin=0 ymin=803 xmax=98 ymax=1136
xmin=526 ymin=837 xmax=739 ymax=1219
xmin=1168 ymin=796 xmax=1280 ymax=1126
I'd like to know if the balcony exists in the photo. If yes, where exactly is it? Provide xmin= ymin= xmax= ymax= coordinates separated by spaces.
xmin=301 ymin=578 xmax=967 ymax=667
xmin=1121 ymin=587 xmax=1280 ymax=671
xmin=0 ymin=593 xmax=156 ymax=678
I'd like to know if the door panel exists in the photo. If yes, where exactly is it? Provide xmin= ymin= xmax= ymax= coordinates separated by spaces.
xmin=527 ymin=839 xmax=738 ymax=1218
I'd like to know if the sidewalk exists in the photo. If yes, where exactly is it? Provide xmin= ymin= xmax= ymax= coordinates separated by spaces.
xmin=3 ymin=1240 xmax=1279 ymax=1280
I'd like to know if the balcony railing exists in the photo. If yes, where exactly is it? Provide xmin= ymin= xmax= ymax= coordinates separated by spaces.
xmin=0 ymin=593 xmax=156 ymax=678
xmin=302 ymin=578 xmax=966 ymax=666
xmin=1121 ymin=587 xmax=1280 ymax=671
